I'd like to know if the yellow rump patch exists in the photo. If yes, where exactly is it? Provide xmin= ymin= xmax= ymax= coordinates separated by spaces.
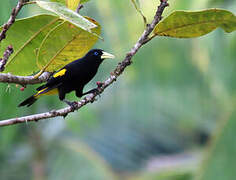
xmin=34 ymin=88 xmax=58 ymax=98
xmin=53 ymin=69 xmax=67 ymax=78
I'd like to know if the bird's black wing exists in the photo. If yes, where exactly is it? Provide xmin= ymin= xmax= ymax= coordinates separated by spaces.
xmin=36 ymin=68 xmax=68 ymax=91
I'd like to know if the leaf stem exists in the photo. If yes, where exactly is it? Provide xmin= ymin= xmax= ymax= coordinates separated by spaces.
xmin=23 ymin=1 xmax=36 ymax=5
xmin=131 ymin=0 xmax=147 ymax=26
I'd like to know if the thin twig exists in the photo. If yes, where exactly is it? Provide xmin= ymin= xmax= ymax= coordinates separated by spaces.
xmin=131 ymin=0 xmax=147 ymax=26
xmin=0 ymin=45 xmax=14 ymax=72
xmin=0 ymin=0 xmax=28 ymax=73
xmin=0 ymin=0 xmax=169 ymax=127
xmin=0 ymin=0 xmax=28 ymax=42
xmin=76 ymin=4 xmax=84 ymax=13
xmin=23 ymin=1 xmax=36 ymax=5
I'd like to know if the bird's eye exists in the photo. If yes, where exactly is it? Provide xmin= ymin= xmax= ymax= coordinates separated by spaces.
xmin=94 ymin=52 xmax=99 ymax=56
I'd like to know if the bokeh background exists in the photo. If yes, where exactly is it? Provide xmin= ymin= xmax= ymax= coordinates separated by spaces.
xmin=0 ymin=0 xmax=236 ymax=179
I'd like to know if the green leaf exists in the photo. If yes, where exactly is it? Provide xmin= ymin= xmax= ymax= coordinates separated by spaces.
xmin=154 ymin=9 xmax=236 ymax=38
xmin=66 ymin=0 xmax=80 ymax=11
xmin=37 ymin=17 xmax=101 ymax=72
xmin=80 ymin=0 xmax=90 ymax=3
xmin=196 ymin=109 xmax=236 ymax=180
xmin=51 ymin=0 xmax=66 ymax=5
xmin=36 ymin=1 xmax=97 ymax=33
xmin=0 ymin=14 xmax=62 ymax=75
xmin=50 ymin=0 xmax=90 ymax=11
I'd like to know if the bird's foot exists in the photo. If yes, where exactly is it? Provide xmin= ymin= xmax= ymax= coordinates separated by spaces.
xmin=82 ymin=82 xmax=104 ymax=97
xmin=94 ymin=81 xmax=104 ymax=98
xmin=96 ymin=81 xmax=104 ymax=88
xmin=83 ymin=89 xmax=100 ymax=103
xmin=81 ymin=82 xmax=104 ymax=103
xmin=63 ymin=100 xmax=78 ymax=111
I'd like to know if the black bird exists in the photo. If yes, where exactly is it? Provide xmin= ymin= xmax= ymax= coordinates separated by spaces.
xmin=18 ymin=49 xmax=115 ymax=107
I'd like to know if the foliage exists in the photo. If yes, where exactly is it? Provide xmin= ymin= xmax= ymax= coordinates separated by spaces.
xmin=37 ymin=16 xmax=100 ymax=72
xmin=154 ymin=9 xmax=236 ymax=38
xmin=51 ymin=0 xmax=91 ymax=9
xmin=0 ymin=0 xmax=100 ymax=75
xmin=0 ymin=0 xmax=236 ymax=180
xmin=1 ymin=1 xmax=235 ymax=75
xmin=36 ymin=1 xmax=97 ymax=32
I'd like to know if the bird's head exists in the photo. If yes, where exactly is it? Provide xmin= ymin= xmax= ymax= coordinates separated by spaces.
xmin=86 ymin=49 xmax=115 ymax=63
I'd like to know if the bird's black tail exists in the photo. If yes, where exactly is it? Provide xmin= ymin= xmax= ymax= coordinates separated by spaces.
xmin=18 ymin=95 xmax=38 ymax=107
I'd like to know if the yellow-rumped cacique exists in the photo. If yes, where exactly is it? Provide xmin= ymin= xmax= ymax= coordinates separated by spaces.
xmin=18 ymin=49 xmax=115 ymax=108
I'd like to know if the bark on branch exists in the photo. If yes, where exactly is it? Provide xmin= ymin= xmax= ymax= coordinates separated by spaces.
xmin=0 ymin=0 xmax=169 ymax=127
xmin=0 ymin=45 xmax=14 ymax=72
xmin=0 ymin=0 xmax=27 ymax=42
xmin=0 ymin=72 xmax=51 ymax=86
xmin=0 ymin=0 xmax=37 ymax=83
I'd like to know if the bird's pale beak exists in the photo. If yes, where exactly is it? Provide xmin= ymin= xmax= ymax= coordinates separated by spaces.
xmin=101 ymin=51 xmax=115 ymax=59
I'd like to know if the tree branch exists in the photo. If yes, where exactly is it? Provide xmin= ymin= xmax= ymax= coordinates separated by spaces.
xmin=0 ymin=45 xmax=14 ymax=72
xmin=0 ymin=0 xmax=42 ymax=85
xmin=76 ymin=4 xmax=84 ymax=13
xmin=0 ymin=72 xmax=51 ymax=86
xmin=0 ymin=0 xmax=169 ymax=127
xmin=0 ymin=0 xmax=27 ymax=42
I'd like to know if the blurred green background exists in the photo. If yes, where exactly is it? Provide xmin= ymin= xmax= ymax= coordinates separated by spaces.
xmin=0 ymin=0 xmax=236 ymax=180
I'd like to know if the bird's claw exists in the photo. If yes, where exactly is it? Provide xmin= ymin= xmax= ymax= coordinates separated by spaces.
xmin=69 ymin=101 xmax=78 ymax=111
xmin=82 ymin=82 xmax=103 ymax=98
xmin=89 ymin=88 xmax=101 ymax=99
xmin=64 ymin=100 xmax=78 ymax=111
xmin=85 ymin=88 xmax=101 ymax=97
xmin=96 ymin=81 xmax=104 ymax=88
xmin=96 ymin=81 xmax=104 ymax=97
